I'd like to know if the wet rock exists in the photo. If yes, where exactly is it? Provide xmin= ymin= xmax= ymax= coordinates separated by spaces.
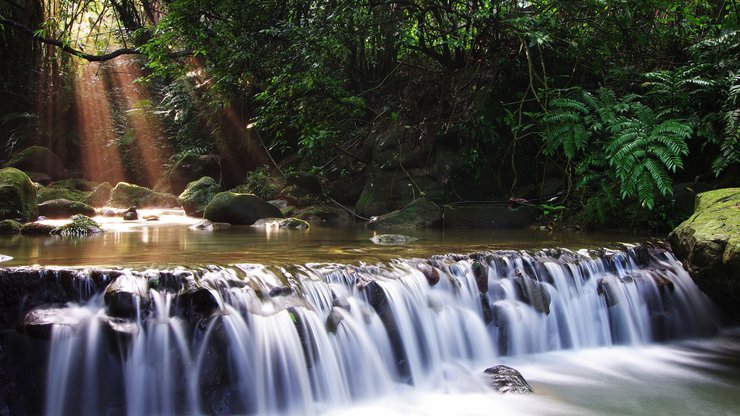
xmin=367 ymin=198 xmax=442 ymax=229
xmin=20 ymin=222 xmax=55 ymax=235
xmin=268 ymin=286 xmax=293 ymax=297
xmin=483 ymin=365 xmax=533 ymax=394
xmin=0 ymin=167 xmax=38 ymax=221
xmin=143 ymin=215 xmax=159 ymax=221
xmin=513 ymin=270 xmax=551 ymax=314
xmin=109 ymin=182 xmax=180 ymax=209
xmin=293 ymin=204 xmax=353 ymax=225
xmin=331 ymin=290 xmax=351 ymax=311
xmin=0 ymin=219 xmax=22 ymax=234
xmin=418 ymin=263 xmax=440 ymax=286
xmin=178 ymin=287 xmax=219 ymax=322
xmin=18 ymin=307 xmax=81 ymax=340
xmin=3 ymin=146 xmax=65 ymax=180
xmin=471 ymin=260 xmax=489 ymax=293
xmin=101 ymin=316 xmax=139 ymax=354
xmin=178 ymin=176 xmax=221 ymax=217
xmin=597 ymin=276 xmax=620 ymax=307
xmin=669 ymin=188 xmax=740 ymax=321
xmin=369 ymin=234 xmax=418 ymax=245
xmin=38 ymin=198 xmax=95 ymax=219
xmin=204 ymin=192 xmax=284 ymax=225
xmin=480 ymin=293 xmax=493 ymax=324
xmin=84 ymin=182 xmax=113 ymax=207
xmin=189 ymin=220 xmax=232 ymax=231
xmin=325 ymin=308 xmax=344 ymax=334
xmin=252 ymin=217 xmax=310 ymax=229
xmin=27 ymin=171 xmax=52 ymax=185
xmin=123 ymin=206 xmax=138 ymax=221
xmin=104 ymin=274 xmax=151 ymax=318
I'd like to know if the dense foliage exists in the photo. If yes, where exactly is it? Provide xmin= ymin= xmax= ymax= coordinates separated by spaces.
xmin=1 ymin=0 xmax=738 ymax=229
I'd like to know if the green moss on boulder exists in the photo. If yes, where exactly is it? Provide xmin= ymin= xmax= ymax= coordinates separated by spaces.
xmin=37 ymin=185 xmax=86 ymax=203
xmin=20 ymin=222 xmax=55 ymax=235
xmin=52 ymin=214 xmax=103 ymax=237
xmin=203 ymin=192 xmax=284 ymax=225
xmin=178 ymin=176 xmax=220 ymax=216
xmin=84 ymin=182 xmax=113 ymax=207
xmin=3 ymin=146 xmax=65 ymax=179
xmin=109 ymin=182 xmax=180 ymax=209
xmin=38 ymin=198 xmax=96 ymax=219
xmin=668 ymin=188 xmax=740 ymax=320
xmin=0 ymin=219 xmax=22 ymax=234
xmin=367 ymin=198 xmax=442 ymax=229
xmin=0 ymin=167 xmax=38 ymax=221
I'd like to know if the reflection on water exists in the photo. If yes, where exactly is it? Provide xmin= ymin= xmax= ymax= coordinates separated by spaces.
xmin=0 ymin=209 xmax=653 ymax=267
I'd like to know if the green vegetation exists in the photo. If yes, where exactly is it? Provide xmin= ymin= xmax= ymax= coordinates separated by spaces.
xmin=1 ymin=0 xmax=738 ymax=231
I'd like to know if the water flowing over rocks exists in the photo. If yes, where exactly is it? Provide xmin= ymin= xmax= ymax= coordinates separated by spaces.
xmin=0 ymin=244 xmax=725 ymax=415
xmin=483 ymin=365 xmax=533 ymax=394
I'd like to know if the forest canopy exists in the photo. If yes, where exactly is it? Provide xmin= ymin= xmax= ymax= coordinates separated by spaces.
xmin=1 ymin=0 xmax=738 ymax=229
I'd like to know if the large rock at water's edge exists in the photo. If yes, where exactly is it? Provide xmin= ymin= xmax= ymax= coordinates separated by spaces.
xmin=178 ymin=176 xmax=221 ymax=216
xmin=203 ymin=192 xmax=284 ymax=225
xmin=0 ymin=167 xmax=38 ymax=221
xmin=84 ymin=182 xmax=113 ymax=207
xmin=483 ymin=365 xmax=533 ymax=394
xmin=367 ymin=198 xmax=442 ymax=229
xmin=109 ymin=182 xmax=180 ymax=209
xmin=38 ymin=199 xmax=95 ymax=219
xmin=669 ymin=188 xmax=740 ymax=321
xmin=3 ymin=146 xmax=65 ymax=179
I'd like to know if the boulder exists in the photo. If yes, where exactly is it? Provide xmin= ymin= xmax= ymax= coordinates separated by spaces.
xmin=483 ymin=365 xmax=533 ymax=394
xmin=0 ymin=167 xmax=38 ymax=221
xmin=105 ymin=274 xmax=151 ymax=319
xmin=26 ymin=171 xmax=52 ymax=185
xmin=668 ymin=188 xmax=740 ymax=320
xmin=3 ymin=146 xmax=65 ymax=179
xmin=52 ymin=215 xmax=103 ymax=237
xmin=18 ymin=307 xmax=81 ymax=340
xmin=123 ymin=207 xmax=138 ymax=221
xmin=513 ymin=269 xmax=551 ymax=315
xmin=203 ymin=192 xmax=284 ymax=225
xmin=109 ymin=182 xmax=180 ymax=209
xmin=36 ymin=184 xmax=86 ymax=203
xmin=178 ymin=176 xmax=220 ymax=216
xmin=20 ymin=222 xmax=55 ymax=235
xmin=0 ymin=219 xmax=22 ymax=234
xmin=293 ymin=204 xmax=354 ymax=225
xmin=38 ymin=199 xmax=96 ymax=219
xmin=367 ymin=198 xmax=442 ymax=229
xmin=84 ymin=182 xmax=113 ymax=207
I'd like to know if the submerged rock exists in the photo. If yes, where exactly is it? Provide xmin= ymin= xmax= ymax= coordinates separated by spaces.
xmin=123 ymin=206 xmax=138 ymax=221
xmin=669 ymin=188 xmax=740 ymax=320
xmin=0 ymin=167 xmax=38 ymax=221
xmin=179 ymin=176 xmax=221 ymax=217
xmin=367 ymin=198 xmax=442 ymax=229
xmin=189 ymin=219 xmax=232 ymax=231
xmin=483 ymin=365 xmax=533 ymax=394
xmin=38 ymin=198 xmax=95 ymax=219
xmin=203 ymin=192 xmax=284 ymax=225
xmin=370 ymin=234 xmax=419 ymax=245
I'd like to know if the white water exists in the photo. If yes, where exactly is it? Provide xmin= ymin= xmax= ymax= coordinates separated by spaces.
xmin=38 ymin=245 xmax=730 ymax=415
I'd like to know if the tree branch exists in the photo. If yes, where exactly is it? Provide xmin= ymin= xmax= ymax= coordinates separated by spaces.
xmin=1 ymin=17 xmax=190 ymax=62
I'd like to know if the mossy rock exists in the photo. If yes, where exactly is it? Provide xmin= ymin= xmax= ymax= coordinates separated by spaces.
xmin=367 ymin=198 xmax=442 ymax=229
xmin=203 ymin=192 xmax=284 ymax=225
xmin=109 ymin=182 xmax=180 ymax=209
xmin=84 ymin=182 xmax=113 ymax=207
xmin=0 ymin=219 xmax=22 ymax=234
xmin=38 ymin=199 xmax=96 ymax=219
xmin=668 ymin=188 xmax=740 ymax=320
xmin=178 ymin=176 xmax=220 ymax=216
xmin=3 ymin=146 xmax=65 ymax=179
xmin=293 ymin=204 xmax=354 ymax=225
xmin=20 ymin=222 xmax=56 ymax=235
xmin=0 ymin=167 xmax=38 ymax=221
xmin=37 ymin=185 xmax=87 ymax=203
xmin=52 ymin=178 xmax=99 ymax=192
xmin=52 ymin=214 xmax=103 ymax=237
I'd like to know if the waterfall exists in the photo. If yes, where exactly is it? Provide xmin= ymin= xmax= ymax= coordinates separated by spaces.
xmin=25 ymin=244 xmax=722 ymax=415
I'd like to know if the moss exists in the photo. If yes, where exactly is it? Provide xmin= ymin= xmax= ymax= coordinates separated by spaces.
xmin=37 ymin=186 xmax=86 ymax=203
xmin=367 ymin=198 xmax=441 ymax=229
xmin=0 ymin=167 xmax=38 ymax=221
xmin=84 ymin=182 xmax=113 ymax=207
xmin=109 ymin=182 xmax=180 ymax=208
xmin=52 ymin=178 xmax=99 ymax=192
xmin=178 ymin=176 xmax=220 ymax=216
xmin=3 ymin=146 xmax=65 ymax=179
xmin=52 ymin=214 xmax=103 ymax=237
xmin=694 ymin=188 xmax=740 ymax=213
xmin=39 ymin=199 xmax=96 ymax=218
xmin=20 ymin=222 xmax=56 ymax=235
xmin=0 ymin=219 xmax=22 ymax=234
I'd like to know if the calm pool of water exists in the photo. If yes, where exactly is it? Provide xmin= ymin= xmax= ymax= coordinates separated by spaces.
xmin=0 ymin=209 xmax=652 ymax=267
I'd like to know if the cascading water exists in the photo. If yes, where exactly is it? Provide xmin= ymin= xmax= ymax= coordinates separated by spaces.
xmin=18 ymin=244 xmax=724 ymax=415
